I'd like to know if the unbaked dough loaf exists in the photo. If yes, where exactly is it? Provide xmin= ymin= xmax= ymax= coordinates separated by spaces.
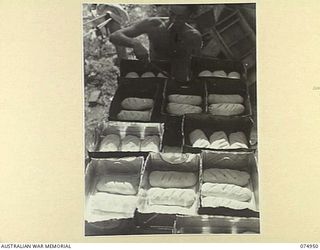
xmin=189 ymin=129 xmax=210 ymax=148
xmin=167 ymin=103 xmax=202 ymax=115
xmin=141 ymin=72 xmax=156 ymax=78
xmin=96 ymin=174 xmax=140 ymax=195
xmin=121 ymin=135 xmax=141 ymax=151
xmin=201 ymin=183 xmax=252 ymax=202
xmin=228 ymin=71 xmax=241 ymax=79
xmin=229 ymin=132 xmax=248 ymax=149
xmin=201 ymin=196 xmax=252 ymax=210
xmin=149 ymin=171 xmax=197 ymax=188
xmin=99 ymin=134 xmax=121 ymax=151
xmin=208 ymin=94 xmax=244 ymax=104
xmin=140 ymin=135 xmax=160 ymax=152
xmin=147 ymin=187 xmax=196 ymax=207
xmin=168 ymin=94 xmax=202 ymax=106
xmin=203 ymin=168 xmax=250 ymax=186
xmin=121 ymin=97 xmax=154 ymax=110
xmin=212 ymin=70 xmax=227 ymax=77
xmin=125 ymin=72 xmax=139 ymax=78
xmin=117 ymin=110 xmax=151 ymax=121
xmin=208 ymin=103 xmax=245 ymax=116
xmin=209 ymin=131 xmax=230 ymax=149
xmin=198 ymin=70 xmax=213 ymax=77
xmin=88 ymin=192 xmax=138 ymax=214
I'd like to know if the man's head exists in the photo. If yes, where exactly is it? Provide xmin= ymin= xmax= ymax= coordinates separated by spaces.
xmin=168 ymin=5 xmax=198 ymax=29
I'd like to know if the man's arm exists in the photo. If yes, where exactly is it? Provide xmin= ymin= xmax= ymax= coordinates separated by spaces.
xmin=109 ymin=18 xmax=163 ymax=60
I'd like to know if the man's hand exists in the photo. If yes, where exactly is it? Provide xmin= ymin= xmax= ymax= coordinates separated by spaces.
xmin=133 ymin=41 xmax=149 ymax=63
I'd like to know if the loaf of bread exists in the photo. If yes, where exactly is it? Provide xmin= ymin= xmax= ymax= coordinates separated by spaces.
xmin=125 ymin=72 xmax=139 ymax=78
xmin=201 ymin=183 xmax=252 ymax=201
xmin=189 ymin=129 xmax=210 ymax=148
xmin=88 ymin=192 xmax=138 ymax=214
xmin=140 ymin=135 xmax=160 ymax=152
xmin=201 ymin=196 xmax=252 ymax=210
xmin=229 ymin=132 xmax=248 ymax=149
xmin=151 ymin=153 xmax=199 ymax=172
xmin=212 ymin=70 xmax=227 ymax=77
xmin=149 ymin=171 xmax=197 ymax=188
xmin=198 ymin=70 xmax=213 ymax=77
xmin=99 ymin=134 xmax=121 ymax=151
xmin=208 ymin=103 xmax=245 ymax=116
xmin=121 ymin=97 xmax=154 ymax=110
xmin=167 ymin=103 xmax=202 ymax=115
xmin=117 ymin=110 xmax=151 ymax=121
xmin=147 ymin=187 xmax=196 ymax=207
xmin=209 ymin=131 xmax=230 ymax=149
xmin=141 ymin=72 xmax=156 ymax=78
xmin=96 ymin=174 xmax=140 ymax=195
xmin=203 ymin=168 xmax=250 ymax=186
xmin=121 ymin=135 xmax=141 ymax=151
xmin=168 ymin=94 xmax=202 ymax=106
xmin=208 ymin=94 xmax=244 ymax=104
xmin=92 ymin=156 xmax=143 ymax=174
xmin=228 ymin=71 xmax=241 ymax=79
xmin=157 ymin=72 xmax=168 ymax=78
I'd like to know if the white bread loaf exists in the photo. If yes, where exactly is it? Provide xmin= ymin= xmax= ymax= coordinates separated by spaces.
xmin=229 ymin=132 xmax=248 ymax=149
xmin=157 ymin=72 xmax=168 ymax=78
xmin=141 ymin=72 xmax=156 ymax=78
xmin=96 ymin=174 xmax=140 ymax=195
xmin=167 ymin=103 xmax=202 ymax=115
xmin=203 ymin=168 xmax=250 ymax=186
xmin=198 ymin=70 xmax=213 ymax=77
xmin=208 ymin=94 xmax=244 ymax=104
xmin=149 ymin=171 xmax=197 ymax=188
xmin=209 ymin=131 xmax=230 ymax=149
xmin=147 ymin=187 xmax=196 ymax=207
xmin=125 ymin=72 xmax=139 ymax=78
xmin=121 ymin=97 xmax=154 ymax=110
xmin=117 ymin=110 xmax=151 ymax=121
xmin=201 ymin=183 xmax=252 ymax=202
xmin=212 ymin=70 xmax=227 ymax=77
xmin=168 ymin=94 xmax=202 ymax=106
xmin=140 ymin=135 xmax=160 ymax=152
xmin=189 ymin=129 xmax=210 ymax=148
xmin=228 ymin=71 xmax=241 ymax=79
xmin=99 ymin=134 xmax=121 ymax=151
xmin=121 ymin=135 xmax=141 ymax=151
xmin=208 ymin=103 xmax=245 ymax=116
xmin=201 ymin=196 xmax=253 ymax=210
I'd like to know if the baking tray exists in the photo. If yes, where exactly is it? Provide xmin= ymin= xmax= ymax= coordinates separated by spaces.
xmin=120 ymin=59 xmax=171 ymax=78
xmin=161 ymin=79 xmax=207 ymax=119
xmin=135 ymin=152 xmax=201 ymax=229
xmin=198 ymin=150 xmax=259 ymax=218
xmin=182 ymin=113 xmax=255 ymax=153
xmin=88 ymin=121 xmax=164 ymax=158
xmin=109 ymin=77 xmax=166 ymax=122
xmin=205 ymin=78 xmax=252 ymax=117
xmin=191 ymin=56 xmax=246 ymax=81
xmin=85 ymin=156 xmax=145 ymax=236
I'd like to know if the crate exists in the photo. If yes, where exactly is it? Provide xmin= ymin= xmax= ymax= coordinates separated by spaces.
xmin=85 ymin=155 xmax=145 ymax=236
xmin=205 ymin=77 xmax=252 ymax=117
xmin=109 ymin=77 xmax=165 ymax=122
xmin=88 ymin=121 xmax=164 ymax=158
xmin=135 ymin=152 xmax=201 ymax=229
xmin=198 ymin=150 xmax=259 ymax=218
xmin=182 ymin=113 xmax=255 ymax=153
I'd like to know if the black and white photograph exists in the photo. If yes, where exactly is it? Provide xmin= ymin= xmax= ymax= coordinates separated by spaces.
xmin=83 ymin=3 xmax=258 ymax=236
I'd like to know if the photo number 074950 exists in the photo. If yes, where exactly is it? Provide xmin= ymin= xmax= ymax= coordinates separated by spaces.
xmin=83 ymin=3 xmax=258 ymax=236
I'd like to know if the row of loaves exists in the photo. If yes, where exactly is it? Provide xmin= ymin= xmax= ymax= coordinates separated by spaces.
xmin=201 ymin=168 xmax=253 ymax=210
xmin=99 ymin=134 xmax=160 ymax=152
xmin=117 ymin=97 xmax=154 ymax=121
xmin=189 ymin=129 xmax=248 ymax=149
